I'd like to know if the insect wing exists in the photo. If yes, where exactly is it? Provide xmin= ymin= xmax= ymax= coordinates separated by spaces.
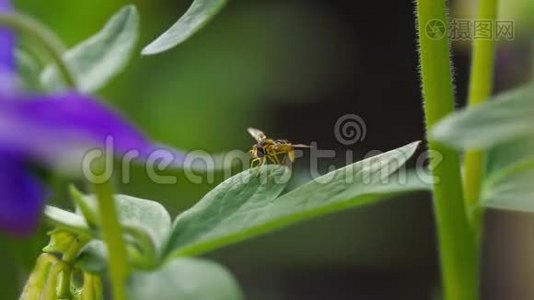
xmin=292 ymin=144 xmax=312 ymax=148
xmin=247 ymin=127 xmax=267 ymax=142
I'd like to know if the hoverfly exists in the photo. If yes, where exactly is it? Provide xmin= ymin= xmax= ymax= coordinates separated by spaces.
xmin=248 ymin=127 xmax=310 ymax=168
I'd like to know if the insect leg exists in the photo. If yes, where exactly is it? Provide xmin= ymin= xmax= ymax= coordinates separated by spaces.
xmin=273 ymin=154 xmax=283 ymax=165
xmin=250 ymin=157 xmax=261 ymax=169
xmin=273 ymin=151 xmax=289 ymax=165
xmin=256 ymin=157 xmax=266 ymax=176
xmin=265 ymin=147 xmax=283 ymax=165
xmin=250 ymin=158 xmax=256 ymax=168
xmin=267 ymin=154 xmax=280 ymax=165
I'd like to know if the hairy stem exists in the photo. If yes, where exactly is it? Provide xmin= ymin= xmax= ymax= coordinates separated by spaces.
xmin=415 ymin=1 xmax=479 ymax=299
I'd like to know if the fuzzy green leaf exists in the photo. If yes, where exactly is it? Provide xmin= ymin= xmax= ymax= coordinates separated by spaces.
xmin=127 ymin=258 xmax=243 ymax=300
xmin=486 ymin=137 xmax=534 ymax=177
xmin=142 ymin=0 xmax=227 ymax=55
xmin=75 ymin=240 xmax=108 ymax=274
xmin=40 ymin=5 xmax=139 ymax=92
xmin=482 ymin=159 xmax=534 ymax=212
xmin=44 ymin=206 xmax=91 ymax=236
xmin=16 ymin=50 xmax=42 ymax=90
xmin=433 ymin=85 xmax=534 ymax=150
xmin=79 ymin=194 xmax=172 ymax=259
xmin=166 ymin=141 xmax=427 ymax=257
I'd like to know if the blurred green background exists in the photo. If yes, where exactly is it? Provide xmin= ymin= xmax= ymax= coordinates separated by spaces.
xmin=1 ymin=0 xmax=534 ymax=299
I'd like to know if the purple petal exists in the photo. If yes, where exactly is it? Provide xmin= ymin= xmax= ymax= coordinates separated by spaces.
xmin=0 ymin=0 xmax=15 ymax=76
xmin=0 ymin=92 xmax=186 ymax=174
xmin=0 ymin=0 xmax=11 ymax=11
xmin=0 ymin=151 xmax=44 ymax=236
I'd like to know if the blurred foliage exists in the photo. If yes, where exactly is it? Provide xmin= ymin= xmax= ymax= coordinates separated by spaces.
xmin=10 ymin=0 xmax=534 ymax=298
xmin=15 ymin=0 xmax=349 ymax=209
xmin=3 ymin=1 xmax=352 ymax=298
xmin=455 ymin=0 xmax=534 ymax=33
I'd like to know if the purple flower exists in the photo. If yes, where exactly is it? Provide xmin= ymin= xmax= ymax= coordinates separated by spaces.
xmin=0 ymin=1 xmax=184 ymax=236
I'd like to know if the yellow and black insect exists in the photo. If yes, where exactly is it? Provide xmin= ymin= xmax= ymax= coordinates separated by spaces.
xmin=248 ymin=127 xmax=310 ymax=168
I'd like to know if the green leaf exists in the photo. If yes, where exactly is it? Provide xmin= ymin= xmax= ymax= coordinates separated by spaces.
xmin=75 ymin=240 xmax=108 ymax=274
xmin=75 ymin=228 xmax=162 ymax=273
xmin=486 ymin=136 xmax=534 ymax=177
xmin=433 ymin=85 xmax=534 ymax=150
xmin=40 ymin=5 xmax=139 ymax=92
xmin=482 ymin=159 xmax=534 ymax=212
xmin=44 ymin=206 xmax=91 ymax=236
xmin=127 ymin=258 xmax=243 ymax=300
xmin=166 ymin=141 xmax=427 ymax=257
xmin=16 ymin=50 xmax=43 ymax=90
xmin=70 ymin=185 xmax=99 ymax=228
xmin=48 ymin=193 xmax=172 ymax=269
xmin=142 ymin=0 xmax=228 ymax=55
xmin=82 ymin=194 xmax=172 ymax=257
xmin=166 ymin=165 xmax=290 ymax=255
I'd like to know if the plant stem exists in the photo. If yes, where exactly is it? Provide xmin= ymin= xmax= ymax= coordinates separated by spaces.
xmin=93 ymin=179 xmax=129 ymax=300
xmin=57 ymin=235 xmax=90 ymax=299
xmin=57 ymin=264 xmax=72 ymax=299
xmin=44 ymin=261 xmax=63 ymax=300
xmin=0 ymin=12 xmax=77 ymax=88
xmin=464 ymin=0 xmax=499 ymax=233
xmin=82 ymin=273 xmax=97 ymax=300
xmin=19 ymin=254 xmax=57 ymax=300
xmin=415 ymin=1 xmax=479 ymax=300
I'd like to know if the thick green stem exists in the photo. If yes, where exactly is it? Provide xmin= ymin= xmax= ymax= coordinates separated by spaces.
xmin=93 ymin=179 xmax=129 ymax=300
xmin=0 ymin=12 xmax=77 ymax=88
xmin=415 ymin=1 xmax=479 ymax=299
xmin=464 ymin=0 xmax=499 ymax=233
